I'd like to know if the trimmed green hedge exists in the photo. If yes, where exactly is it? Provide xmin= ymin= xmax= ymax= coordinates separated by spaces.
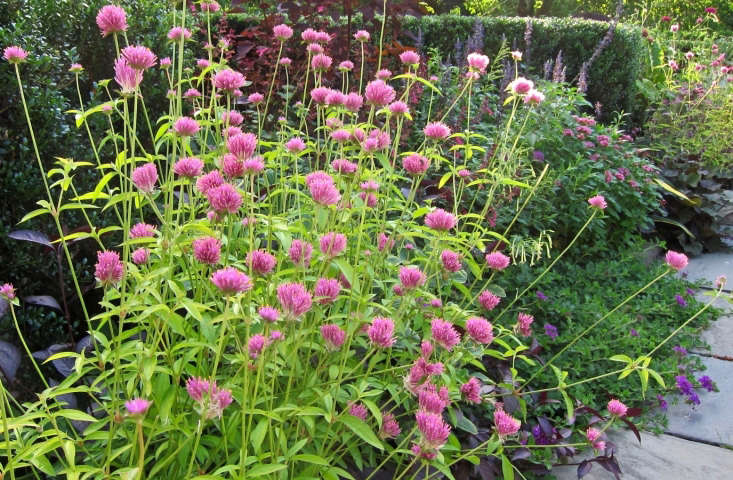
xmin=402 ymin=15 xmax=645 ymax=121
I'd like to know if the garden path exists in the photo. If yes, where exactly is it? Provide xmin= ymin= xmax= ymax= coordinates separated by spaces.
xmin=554 ymin=252 xmax=733 ymax=479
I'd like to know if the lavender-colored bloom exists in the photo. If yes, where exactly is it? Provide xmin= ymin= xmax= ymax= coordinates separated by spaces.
xmin=399 ymin=266 xmax=426 ymax=290
xmin=173 ymin=157 xmax=204 ymax=178
xmin=247 ymin=250 xmax=277 ymax=275
xmin=399 ymin=50 xmax=420 ymax=66
xmin=657 ymin=394 xmax=668 ymax=411
xmin=259 ymin=306 xmax=279 ymax=323
xmin=440 ymin=250 xmax=462 ymax=273
xmin=673 ymin=345 xmax=687 ymax=356
xmin=0 ymin=283 xmax=16 ymax=300
xmin=193 ymin=236 xmax=221 ymax=265
xmin=173 ymin=117 xmax=200 ymax=136
xmin=354 ymin=30 xmax=370 ymax=42
xmin=665 ymin=250 xmax=688 ymax=271
xmin=461 ymin=377 xmax=482 ymax=404
xmin=227 ymin=132 xmax=257 ymax=159
xmin=630 ymin=328 xmax=639 ymax=337
xmin=485 ymin=251 xmax=510 ymax=270
xmin=424 ymin=208 xmax=456 ymax=231
xmin=277 ymin=282 xmax=312 ymax=319
xmin=129 ymin=222 xmax=156 ymax=239
xmin=285 ymin=137 xmax=306 ymax=153
xmin=349 ymin=402 xmax=368 ymax=420
xmin=416 ymin=411 xmax=451 ymax=449
xmin=607 ymin=398 xmax=627 ymax=417
xmin=379 ymin=412 xmax=401 ymax=439
xmin=431 ymin=318 xmax=460 ymax=351
xmin=131 ymin=249 xmax=150 ymax=265
xmin=95 ymin=250 xmax=124 ymax=287
xmin=96 ymin=5 xmax=128 ymax=37
xmin=494 ymin=408 xmax=521 ymax=437
xmin=319 ymin=232 xmax=347 ymax=257
xmin=544 ymin=323 xmax=559 ymax=340
xmin=364 ymin=80 xmax=396 ymax=106
xmin=131 ymin=163 xmax=158 ymax=193
xmin=675 ymin=294 xmax=687 ymax=307
xmin=536 ymin=290 xmax=548 ymax=301
xmin=214 ymin=69 xmax=246 ymax=92
xmin=321 ymin=324 xmax=346 ymax=350
xmin=314 ymin=278 xmax=341 ymax=304
xmin=311 ymin=53 xmax=332 ymax=71
xmin=207 ymin=183 xmax=242 ymax=214
xmin=588 ymin=195 xmax=607 ymax=209
xmin=273 ymin=24 xmax=294 ymax=41
xmin=698 ymin=375 xmax=714 ymax=392
xmin=516 ymin=312 xmax=534 ymax=337
xmin=478 ymin=290 xmax=501 ymax=311
xmin=167 ymin=27 xmax=192 ymax=41
xmin=248 ymin=334 xmax=267 ymax=359
xmin=368 ymin=317 xmax=395 ymax=348
xmin=423 ymin=122 xmax=451 ymax=140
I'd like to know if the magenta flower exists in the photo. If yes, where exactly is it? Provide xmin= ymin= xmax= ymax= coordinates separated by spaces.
xmin=258 ymin=306 xmax=279 ymax=323
xmin=485 ymin=251 xmax=510 ymax=270
xmin=130 ymin=163 xmax=158 ymax=193
xmin=131 ymin=248 xmax=150 ymax=265
xmin=377 ymin=233 xmax=395 ymax=252
xmin=467 ymin=52 xmax=490 ymax=72
xmin=354 ymin=30 xmax=370 ymax=42
xmin=466 ymin=317 xmax=493 ymax=344
xmin=607 ymin=399 xmax=627 ymax=417
xmin=416 ymin=411 xmax=451 ymax=450
xmin=332 ymin=158 xmax=358 ymax=174
xmin=338 ymin=60 xmax=354 ymax=71
xmin=222 ymin=110 xmax=244 ymax=126
xmin=403 ymin=153 xmax=430 ymax=175
xmin=368 ymin=317 xmax=395 ymax=348
xmin=96 ymin=5 xmax=128 ymax=37
xmin=273 ymin=24 xmax=294 ymax=41
xmin=214 ymin=69 xmax=246 ymax=92
xmin=248 ymin=334 xmax=267 ymax=359
xmin=441 ymin=250 xmax=462 ymax=273
xmin=344 ymin=93 xmax=364 ymax=112
xmin=320 ymin=324 xmax=346 ymax=351
xmin=207 ymin=183 xmax=242 ymax=214
xmin=423 ymin=122 xmax=451 ymax=140
xmin=421 ymin=341 xmax=434 ymax=358
xmin=243 ymin=157 xmax=265 ymax=175
xmin=315 ymin=278 xmax=341 ymax=304
xmin=588 ymin=195 xmax=607 ymax=209
xmin=114 ymin=57 xmax=142 ymax=94
xmin=186 ymin=377 xmax=211 ymax=403
xmin=399 ymin=50 xmax=420 ymax=66
xmin=289 ymin=239 xmax=313 ymax=268
xmin=494 ymin=407 xmax=521 ymax=437
xmin=431 ymin=318 xmax=461 ymax=350
xmin=379 ymin=412 xmax=401 ymax=439
xmin=173 ymin=117 xmax=200 ymax=136
xmin=279 ymin=57 xmax=292 ymax=67
xmin=196 ymin=58 xmax=210 ymax=69
xmin=121 ymin=45 xmax=157 ymax=70
xmin=185 ymin=377 xmax=233 ymax=419
xmin=418 ymin=383 xmax=450 ymax=414
xmin=508 ymin=77 xmax=534 ymax=95
xmin=129 ymin=222 xmax=156 ymax=239
xmin=586 ymin=427 xmax=605 ymax=450
xmin=376 ymin=69 xmax=392 ymax=80
xmin=309 ymin=178 xmax=341 ymax=206
xmin=277 ymin=282 xmax=312 ymax=319
xmin=388 ymin=101 xmax=409 ymax=115
xmin=424 ymin=208 xmax=456 ymax=231
xmin=301 ymin=28 xmax=319 ymax=43
xmin=125 ymin=398 xmax=151 ymax=415
xmin=311 ymin=53 xmax=333 ymax=71
xmin=221 ymin=155 xmax=244 ymax=178
xmin=159 ymin=57 xmax=171 ymax=68
xmin=665 ymin=250 xmax=688 ymax=271
xmin=95 ymin=250 xmax=124 ymax=287
xmin=524 ymin=89 xmax=545 ymax=105
xmin=3 ymin=46 xmax=28 ymax=64
xmin=286 ymin=137 xmax=306 ymax=153
xmin=461 ymin=377 xmax=482 ymax=404
xmin=349 ymin=402 xmax=368 ymax=421
xmin=544 ymin=323 xmax=559 ymax=340
xmin=167 ymin=27 xmax=192 ymax=41
xmin=364 ymin=80 xmax=396 ymax=106
xmin=399 ymin=266 xmax=426 ymax=290
xmin=192 ymin=236 xmax=221 ymax=265
xmin=227 ymin=132 xmax=257 ymax=159
xmin=478 ymin=290 xmax=500 ymax=311
xmin=310 ymin=86 xmax=330 ymax=104
xmin=196 ymin=170 xmax=224 ymax=196
xmin=320 ymin=232 xmax=347 ymax=258
xmin=248 ymin=92 xmax=264 ymax=104
xmin=516 ymin=312 xmax=534 ymax=337
xmin=0 ymin=283 xmax=16 ymax=300
xmin=200 ymin=2 xmax=221 ymax=13
xmin=247 ymin=250 xmax=277 ymax=275
xmin=210 ymin=267 xmax=252 ymax=295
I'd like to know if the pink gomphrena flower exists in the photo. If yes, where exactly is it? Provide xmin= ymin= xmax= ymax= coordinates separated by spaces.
xmin=167 ymin=27 xmax=192 ymax=41
xmin=131 ymin=163 xmax=158 ymax=193
xmin=305 ymin=170 xmax=334 ymax=188
xmin=403 ymin=153 xmax=430 ymax=175
xmin=173 ymin=117 xmax=200 ymax=137
xmin=192 ymin=236 xmax=221 ymax=265
xmin=319 ymin=232 xmax=347 ymax=257
xmin=715 ymin=275 xmax=727 ymax=289
xmin=301 ymin=28 xmax=319 ymax=43
xmin=315 ymin=30 xmax=331 ymax=44
xmin=607 ymin=398 xmax=628 ymax=417
xmin=273 ymin=23 xmax=294 ymax=41
xmin=196 ymin=58 xmax=210 ymax=69
xmin=665 ymin=250 xmax=688 ymax=271
xmin=376 ymin=69 xmax=392 ymax=80
xmin=466 ymin=317 xmax=494 ymax=344
xmin=321 ymin=324 xmax=346 ymax=350
xmin=214 ymin=69 xmax=246 ymax=93
xmin=277 ymin=282 xmax=313 ymax=319
xmin=310 ymin=86 xmax=331 ymax=104
xmin=354 ymin=30 xmax=370 ymax=42
xmin=399 ymin=266 xmax=426 ymax=290
xmin=365 ymin=80 xmax=396 ymax=106
xmin=196 ymin=170 xmax=224 ymax=195
xmin=96 ymin=5 xmax=128 ymax=37
xmin=478 ymin=290 xmax=500 ymax=311
xmin=270 ymin=330 xmax=285 ymax=341
xmin=440 ymin=250 xmax=462 ymax=273
xmin=467 ymin=52 xmax=490 ymax=73
xmin=421 ymin=341 xmax=434 ymax=358
xmin=388 ymin=101 xmax=409 ymax=115
xmin=222 ymin=110 xmax=244 ymax=126
xmin=461 ymin=377 xmax=483 ymax=404
xmin=377 ymin=233 xmax=395 ymax=252
xmin=202 ymin=1 xmax=221 ymax=12
xmin=685 ymin=51 xmax=695 ymax=60
xmin=587 ymin=427 xmax=606 ymax=451
xmin=668 ymin=59 xmax=679 ymax=71
xmin=423 ymin=122 xmax=451 ymax=140
xmin=248 ymin=334 xmax=267 ymax=359
xmin=129 ymin=222 xmax=157 ymax=239
xmin=207 ymin=183 xmax=242 ymax=215
xmin=243 ymin=157 xmax=265 ymax=175
xmin=3 ymin=46 xmax=28 ymax=64
xmin=379 ymin=412 xmax=401 ymax=439
xmin=185 ymin=377 xmax=211 ymax=402
xmin=309 ymin=179 xmax=341 ymax=206
xmin=95 ymin=250 xmax=124 ymax=287
xmin=285 ymin=137 xmax=306 ymax=153
xmin=325 ymin=90 xmax=346 ymax=106
xmin=211 ymin=267 xmax=252 ymax=295
xmin=125 ymin=398 xmax=151 ymax=415
xmin=348 ymin=402 xmax=368 ymax=421
xmin=331 ymin=129 xmax=351 ymax=143
xmin=360 ymin=180 xmax=379 ymax=192
xmin=458 ymin=169 xmax=471 ymax=179
xmin=494 ymin=406 xmax=521 ymax=438
xmin=69 ymin=63 xmax=83 ymax=73
xmin=247 ymin=250 xmax=277 ymax=275
xmin=306 ymin=42 xmax=324 ymax=55
xmin=588 ymin=195 xmax=607 ymax=209
xmin=114 ymin=58 xmax=142 ymax=94
xmin=511 ymin=50 xmax=523 ymax=61
xmin=338 ymin=60 xmax=354 ymax=71
xmin=359 ymin=192 xmax=377 ymax=207
xmin=227 ymin=132 xmax=257 ymax=159
xmin=516 ymin=312 xmax=534 ymax=337
xmin=259 ymin=306 xmax=279 ymax=323
xmin=485 ymin=251 xmax=510 ymax=270
xmin=331 ymin=158 xmax=358 ymax=175
xmin=225 ymin=126 xmax=243 ymax=139
xmin=431 ymin=318 xmax=461 ymax=351
xmin=326 ymin=118 xmax=343 ymax=130
xmin=0 ymin=283 xmax=16 ymax=300
xmin=121 ymin=45 xmax=157 ymax=70
xmin=173 ymin=157 xmax=204 ymax=178
xmin=418 ymin=383 xmax=450 ymax=414
xmin=344 ymin=92 xmax=364 ymax=112
xmin=508 ymin=77 xmax=534 ymax=95
xmin=524 ymin=89 xmax=545 ymax=105
xmin=315 ymin=278 xmax=341 ymax=304
xmin=184 ymin=88 xmax=201 ymax=100
xmin=248 ymin=92 xmax=265 ymax=105
xmin=279 ymin=57 xmax=292 ymax=67
xmin=416 ymin=411 xmax=451 ymax=450
xmin=424 ymin=208 xmax=457 ymax=231
xmin=399 ymin=50 xmax=420 ymax=66
xmin=289 ymin=239 xmax=313 ymax=268
xmin=186 ymin=377 xmax=232 ymax=419
xmin=311 ymin=53 xmax=333 ymax=71
xmin=368 ymin=317 xmax=396 ymax=348
xmin=131 ymin=247 xmax=150 ymax=265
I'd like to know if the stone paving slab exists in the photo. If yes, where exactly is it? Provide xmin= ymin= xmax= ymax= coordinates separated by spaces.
xmin=664 ymin=356 xmax=733 ymax=446
xmin=679 ymin=252 xmax=732 ymax=285
xmin=691 ymin=292 xmax=733 ymax=358
xmin=553 ymin=429 xmax=733 ymax=479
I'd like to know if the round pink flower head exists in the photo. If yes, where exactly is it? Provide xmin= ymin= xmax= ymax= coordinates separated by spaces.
xmin=167 ymin=27 xmax=192 ymax=42
xmin=185 ymin=377 xmax=211 ymax=403
xmin=248 ymin=334 xmax=267 ymax=359
xmin=95 ymin=250 xmax=124 ymax=287
xmin=516 ymin=312 xmax=534 ymax=337
xmin=338 ymin=60 xmax=354 ymax=71
xmin=330 ymin=129 xmax=351 ymax=143
xmin=524 ymin=89 xmax=545 ymax=105
xmin=273 ymin=24 xmax=294 ymax=41
xmin=279 ymin=57 xmax=292 ymax=67
xmin=192 ymin=236 xmax=221 ymax=265
xmin=494 ymin=406 xmax=521 ymax=438
xmin=289 ymin=239 xmax=313 ymax=268
xmin=286 ymin=137 xmax=306 ymax=153
xmin=310 ymin=86 xmax=330 ymax=104
xmin=377 ymin=232 xmax=395 ymax=252
xmin=214 ymin=69 xmax=246 ymax=93
xmin=508 ymin=77 xmax=534 ymax=95
xmin=607 ymin=398 xmax=628 ymax=417
xmin=259 ymin=306 xmax=279 ymax=323
xmin=0 ymin=283 xmax=16 ymax=300
xmin=440 ymin=250 xmax=462 ymax=273
xmin=379 ymin=412 xmax=401 ymax=439
xmin=344 ymin=92 xmax=364 ymax=112
xmin=3 ymin=46 xmax=28 ymax=64
xmin=309 ymin=179 xmax=341 ymax=206
xmin=431 ymin=318 xmax=461 ymax=351
xmin=184 ymin=88 xmax=202 ymax=99
xmin=348 ymin=402 xmax=368 ymax=421
xmin=368 ymin=317 xmax=396 ymax=348
xmin=388 ymin=101 xmax=409 ymax=116
xmin=131 ymin=247 xmax=150 ymax=265
xmin=315 ymin=277 xmax=341 ymax=304
xmin=331 ymin=158 xmax=357 ymax=175
xmin=247 ymin=250 xmax=277 ymax=275
xmin=421 ymin=341 xmax=434 ymax=358
xmin=311 ymin=53 xmax=333 ymax=71
xmin=466 ymin=317 xmax=493 ymax=344
xmin=196 ymin=170 xmax=224 ymax=195
xmin=96 ymin=5 xmax=128 ymax=37
xmin=277 ymin=282 xmax=312 ymax=319
xmin=222 ymin=110 xmax=244 ymax=126
xmin=321 ymin=324 xmax=346 ymax=350
xmin=125 ymin=398 xmax=150 ymax=415
xmin=485 ymin=251 xmax=510 ymax=270
xmin=399 ymin=50 xmax=420 ymax=66
xmin=416 ymin=411 xmax=451 ymax=450
xmin=511 ymin=50 xmax=523 ymax=61
xmin=114 ymin=57 xmax=142 ymax=94
xmin=588 ymin=195 xmax=607 ymax=209
xmin=248 ymin=92 xmax=264 ymax=105
xmin=200 ymin=2 xmax=221 ymax=13
xmin=129 ymin=222 xmax=156 ymax=239
xmin=467 ymin=52 xmax=490 ymax=72
xmin=306 ymin=42 xmax=324 ymax=55
xmin=423 ymin=122 xmax=451 ymax=140
xmin=425 ymin=208 xmax=457 ymax=231
xmin=403 ymin=153 xmax=430 ymax=175
xmin=461 ymin=377 xmax=483 ymax=404
xmin=399 ymin=266 xmax=426 ymax=290
xmin=243 ymin=157 xmax=265 ymax=175
xmin=121 ymin=45 xmax=157 ymax=70
xmin=173 ymin=157 xmax=203 ymax=178
xmin=354 ymin=30 xmax=370 ymax=42
xmin=173 ymin=116 xmax=200 ymax=137
xmin=228 ymin=132 xmax=257 ymax=159
xmin=211 ymin=267 xmax=252 ymax=295
xmin=196 ymin=58 xmax=210 ymax=69
xmin=301 ymin=28 xmax=319 ymax=43
xmin=665 ymin=250 xmax=688 ymax=271
xmin=478 ymin=290 xmax=500 ymax=311
xmin=376 ymin=69 xmax=392 ymax=80
xmin=319 ymin=232 xmax=347 ymax=258
xmin=365 ymin=80 xmax=396 ymax=106
xmin=206 ymin=183 xmax=242 ymax=215
xmin=417 ymin=384 xmax=450 ymax=413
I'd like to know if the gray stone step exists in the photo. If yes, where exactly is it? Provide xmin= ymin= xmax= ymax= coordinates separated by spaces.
xmin=678 ymin=252 xmax=732 ymax=285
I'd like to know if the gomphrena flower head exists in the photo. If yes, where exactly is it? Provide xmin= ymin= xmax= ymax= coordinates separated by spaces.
xmin=399 ymin=50 xmax=420 ymax=66
xmin=192 ymin=236 xmax=221 ymax=265
xmin=247 ymin=250 xmax=277 ymax=275
xmin=379 ymin=412 xmax=401 ymax=439
xmin=467 ymin=52 xmax=490 ymax=72
xmin=332 ymin=158 xmax=357 ymax=174
xmin=524 ymin=89 xmax=545 ymax=105
xmin=423 ymin=122 xmax=451 ymax=140
xmin=311 ymin=53 xmax=333 ymax=71
xmin=344 ymin=93 xmax=363 ymax=112
xmin=222 ymin=110 xmax=244 ymax=126
xmin=466 ymin=317 xmax=493 ymax=344
xmin=210 ymin=267 xmax=252 ymax=295
xmin=461 ymin=377 xmax=483 ymax=404
xmin=114 ymin=57 xmax=142 ymax=94
xmin=416 ymin=411 xmax=451 ymax=450
xmin=308 ymin=178 xmax=341 ymax=206
xmin=273 ymin=23 xmax=294 ymax=41
xmin=399 ymin=266 xmax=426 ymax=290
xmin=588 ymin=195 xmax=607 ymax=209
xmin=248 ymin=92 xmax=264 ymax=105
xmin=3 ymin=46 xmax=28 ymax=64
xmin=607 ymin=398 xmax=628 ymax=417
xmin=214 ymin=69 xmax=246 ymax=93
xmin=478 ymin=290 xmax=501 ymax=311
xmin=368 ymin=317 xmax=396 ymax=348
xmin=417 ymin=383 xmax=450 ymax=414
xmin=376 ymin=68 xmax=392 ymax=80
xmin=96 ymin=5 xmax=128 ymax=37
xmin=129 ymin=222 xmax=156 ymax=239
xmin=354 ymin=30 xmax=370 ymax=42
xmin=0 ymin=283 xmax=16 ymax=300
xmin=121 ymin=45 xmax=157 ymax=70
xmin=494 ymin=406 xmax=521 ymax=438
xmin=184 ymin=88 xmax=201 ymax=99
xmin=424 ymin=208 xmax=457 ymax=231
xmin=321 ymin=324 xmax=346 ymax=350
xmin=167 ymin=27 xmax=192 ymax=41
xmin=403 ymin=153 xmax=430 ymax=175
xmin=185 ymin=377 xmax=233 ymax=419
xmin=665 ymin=250 xmax=688 ymax=271
xmin=441 ymin=250 xmax=462 ymax=273
xmin=315 ymin=278 xmax=341 ymax=304
xmin=365 ymin=80 xmax=396 ymax=106
xmin=131 ymin=163 xmax=158 ymax=193
xmin=377 ymin=233 xmax=395 ymax=252
xmin=259 ymin=306 xmax=279 ymax=323
xmin=319 ymin=232 xmax=347 ymax=258
xmin=586 ymin=427 xmax=605 ymax=450
xmin=243 ymin=157 xmax=265 ymax=175
xmin=95 ymin=250 xmax=124 ymax=287
xmin=286 ymin=137 xmax=306 ymax=153
xmin=277 ymin=282 xmax=312 ymax=319
xmin=338 ymin=60 xmax=354 ymax=71
xmin=516 ymin=312 xmax=534 ymax=337
xmin=131 ymin=248 xmax=150 ymax=265
xmin=349 ymin=402 xmax=368 ymax=421
xmin=206 ymin=183 xmax=242 ymax=214
xmin=289 ymin=239 xmax=313 ymax=268
xmin=431 ymin=318 xmax=461 ymax=350
xmin=485 ymin=251 xmax=510 ymax=270
xmin=200 ymin=1 xmax=221 ymax=13
xmin=196 ymin=170 xmax=224 ymax=195
xmin=173 ymin=116 xmax=200 ymax=136
xmin=508 ymin=77 xmax=534 ymax=95
xmin=227 ymin=132 xmax=257 ymax=159
xmin=388 ymin=101 xmax=409 ymax=115
xmin=173 ymin=157 xmax=204 ymax=178
xmin=248 ymin=334 xmax=267 ymax=359
xmin=125 ymin=398 xmax=150 ymax=415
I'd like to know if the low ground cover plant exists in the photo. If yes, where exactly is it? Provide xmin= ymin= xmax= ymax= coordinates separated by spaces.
xmin=0 ymin=2 xmax=726 ymax=479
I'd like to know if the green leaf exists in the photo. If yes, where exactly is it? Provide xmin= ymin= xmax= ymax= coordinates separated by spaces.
xmin=560 ymin=390 xmax=574 ymax=422
xmin=293 ymin=454 xmax=330 ymax=466
xmin=392 ymin=73 xmax=442 ymax=95
xmin=648 ymin=369 xmax=666 ymax=388
xmin=339 ymin=415 xmax=383 ymax=450
xmin=247 ymin=464 xmax=287 ymax=476
xmin=501 ymin=454 xmax=515 ymax=480
xmin=438 ymin=172 xmax=452 ymax=189
xmin=54 ymin=409 xmax=97 ymax=423
xmin=455 ymin=414 xmax=478 ymax=434
xmin=654 ymin=178 xmax=691 ymax=202
xmin=250 ymin=419 xmax=268 ymax=454
xmin=609 ymin=354 xmax=633 ymax=363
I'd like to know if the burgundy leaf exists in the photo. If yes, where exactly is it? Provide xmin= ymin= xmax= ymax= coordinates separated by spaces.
xmin=511 ymin=448 xmax=531 ymax=461
xmin=577 ymin=460 xmax=592 ymax=478
xmin=8 ymin=229 xmax=52 ymax=248
xmin=538 ymin=416 xmax=553 ymax=436
xmin=0 ymin=298 xmax=7 ymax=318
xmin=0 ymin=340 xmax=21 ymax=381
xmin=619 ymin=416 xmax=641 ymax=443
xmin=23 ymin=295 xmax=62 ymax=311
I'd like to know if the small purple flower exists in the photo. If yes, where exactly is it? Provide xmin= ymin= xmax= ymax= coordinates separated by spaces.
xmin=675 ymin=294 xmax=687 ymax=307
xmin=675 ymin=375 xmax=694 ymax=396
xmin=532 ymin=150 xmax=545 ymax=162
xmin=673 ymin=345 xmax=687 ymax=356
xmin=657 ymin=394 xmax=668 ymax=411
xmin=536 ymin=290 xmax=548 ymax=301
xmin=698 ymin=375 xmax=714 ymax=392
xmin=630 ymin=328 xmax=639 ymax=337
xmin=685 ymin=288 xmax=695 ymax=296
xmin=544 ymin=323 xmax=558 ymax=340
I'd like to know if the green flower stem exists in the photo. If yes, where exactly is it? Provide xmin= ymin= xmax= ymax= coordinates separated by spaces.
xmin=393 ymin=455 xmax=419 ymax=480
xmin=262 ymin=41 xmax=283 ymax=125
xmin=136 ymin=419 xmax=145 ymax=480
xmin=185 ymin=419 xmax=204 ymax=479
xmin=0 ymin=380 xmax=17 ymax=480
xmin=364 ymin=426 xmax=418 ymax=480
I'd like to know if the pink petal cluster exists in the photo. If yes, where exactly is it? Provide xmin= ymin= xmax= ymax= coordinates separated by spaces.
xmin=399 ymin=50 xmax=420 ymax=66
xmin=3 ymin=46 xmax=28 ymax=64
xmin=424 ymin=208 xmax=457 ymax=231
xmin=227 ymin=133 xmax=257 ymax=159
xmin=365 ymin=80 xmax=396 ymax=106
xmin=331 ymin=158 xmax=357 ymax=174
xmin=193 ymin=236 xmax=221 ymax=265
xmin=247 ymin=250 xmax=277 ymax=275
xmin=114 ymin=58 xmax=142 ymax=94
xmin=379 ymin=412 xmax=401 ymax=439
xmin=121 ymin=45 xmax=157 ymax=70
xmin=315 ymin=278 xmax=341 ymax=304
xmin=248 ymin=334 xmax=267 ymax=359
xmin=185 ymin=377 xmax=233 ymax=419
xmin=344 ymin=93 xmax=364 ymax=112
xmin=95 ymin=250 xmax=124 ymax=287
xmin=210 ymin=267 xmax=252 ymax=295
xmin=423 ymin=122 xmax=451 ymax=140
xmin=125 ymin=398 xmax=150 ymax=415
xmin=196 ymin=170 xmax=224 ymax=195
xmin=440 ymin=250 xmax=462 ymax=273
xmin=368 ymin=317 xmax=396 ymax=348
xmin=277 ymin=282 xmax=312 ymax=319
xmin=399 ymin=266 xmax=426 ymax=290
xmin=415 ymin=411 xmax=451 ymax=450
xmin=665 ymin=250 xmax=688 ymax=271
xmin=307 ymin=172 xmax=341 ymax=206
xmin=289 ymin=239 xmax=313 ymax=267
xmin=286 ymin=137 xmax=306 ymax=153
xmin=467 ymin=52 xmax=490 ymax=72
xmin=354 ymin=30 xmax=370 ymax=42
xmin=311 ymin=53 xmax=332 ymax=71
xmin=588 ymin=195 xmax=607 ymax=209
xmin=206 ymin=183 xmax=242 ymax=214
xmin=377 ymin=233 xmax=395 ymax=252
xmin=466 ymin=317 xmax=493 ymax=344
xmin=485 ymin=251 xmax=510 ymax=270
xmin=96 ymin=5 xmax=128 ymax=37
xmin=214 ymin=69 xmax=246 ymax=92
xmin=418 ymin=383 xmax=450 ymax=414
xmin=258 ymin=306 xmax=279 ymax=323
xmin=586 ymin=427 xmax=606 ymax=450
xmin=508 ymin=77 xmax=534 ymax=95
xmin=222 ymin=110 xmax=244 ymax=126
xmin=131 ymin=163 xmax=158 ymax=193
xmin=319 ymin=232 xmax=347 ymax=257
xmin=478 ymin=290 xmax=501 ymax=311
xmin=403 ymin=153 xmax=430 ymax=175
xmin=173 ymin=117 xmax=200 ymax=136
xmin=0 ymin=283 xmax=16 ymax=300
xmin=516 ymin=312 xmax=534 ymax=337
xmin=167 ymin=27 xmax=192 ymax=41
xmin=173 ymin=157 xmax=204 ymax=178
xmin=321 ymin=324 xmax=346 ymax=350
xmin=431 ymin=318 xmax=461 ymax=350
xmin=349 ymin=403 xmax=368 ymax=421
xmin=461 ymin=377 xmax=483 ymax=404
xmin=607 ymin=398 xmax=628 ymax=417
xmin=273 ymin=24 xmax=294 ymax=41
xmin=494 ymin=407 xmax=521 ymax=437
